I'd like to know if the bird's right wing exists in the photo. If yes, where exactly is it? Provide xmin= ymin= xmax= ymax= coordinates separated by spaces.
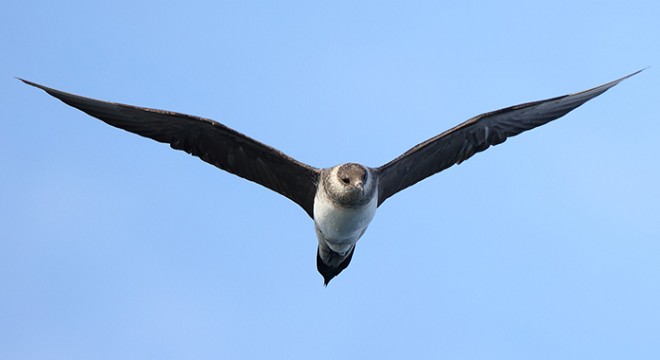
xmin=22 ymin=79 xmax=320 ymax=218
xmin=376 ymin=70 xmax=642 ymax=206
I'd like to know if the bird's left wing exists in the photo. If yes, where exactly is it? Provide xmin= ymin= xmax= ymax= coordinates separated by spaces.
xmin=376 ymin=70 xmax=642 ymax=206
xmin=21 ymin=79 xmax=320 ymax=218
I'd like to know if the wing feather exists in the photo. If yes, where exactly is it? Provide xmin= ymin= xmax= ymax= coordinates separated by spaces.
xmin=377 ymin=70 xmax=642 ymax=205
xmin=21 ymin=79 xmax=320 ymax=218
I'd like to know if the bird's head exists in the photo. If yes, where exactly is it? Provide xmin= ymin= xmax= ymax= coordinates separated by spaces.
xmin=323 ymin=163 xmax=374 ymax=207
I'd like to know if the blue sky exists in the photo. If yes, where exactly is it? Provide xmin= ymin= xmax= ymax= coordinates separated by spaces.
xmin=2 ymin=1 xmax=659 ymax=359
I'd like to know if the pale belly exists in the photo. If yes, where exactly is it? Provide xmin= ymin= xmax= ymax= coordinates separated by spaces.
xmin=313 ymin=193 xmax=377 ymax=253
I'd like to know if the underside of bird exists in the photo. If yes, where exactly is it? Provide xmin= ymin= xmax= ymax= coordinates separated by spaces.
xmin=20 ymin=69 xmax=642 ymax=286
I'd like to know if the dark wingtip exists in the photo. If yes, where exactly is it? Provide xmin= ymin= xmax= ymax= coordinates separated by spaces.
xmin=17 ymin=78 xmax=58 ymax=94
xmin=613 ymin=68 xmax=647 ymax=84
xmin=17 ymin=77 xmax=33 ymax=86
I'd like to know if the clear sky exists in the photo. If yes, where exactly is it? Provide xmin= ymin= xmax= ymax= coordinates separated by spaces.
xmin=2 ymin=1 xmax=659 ymax=359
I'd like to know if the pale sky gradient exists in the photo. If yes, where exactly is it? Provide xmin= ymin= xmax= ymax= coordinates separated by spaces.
xmin=2 ymin=1 xmax=659 ymax=359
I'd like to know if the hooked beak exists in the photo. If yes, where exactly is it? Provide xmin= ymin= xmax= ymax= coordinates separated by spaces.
xmin=354 ymin=181 xmax=364 ymax=192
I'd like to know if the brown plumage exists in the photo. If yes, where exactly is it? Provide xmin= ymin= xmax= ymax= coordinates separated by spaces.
xmin=21 ymin=69 xmax=641 ymax=284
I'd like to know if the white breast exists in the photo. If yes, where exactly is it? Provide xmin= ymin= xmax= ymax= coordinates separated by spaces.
xmin=313 ymin=184 xmax=378 ymax=253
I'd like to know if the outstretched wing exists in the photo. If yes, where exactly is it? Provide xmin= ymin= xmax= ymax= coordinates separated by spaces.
xmin=377 ymin=70 xmax=642 ymax=205
xmin=22 ymin=79 xmax=320 ymax=218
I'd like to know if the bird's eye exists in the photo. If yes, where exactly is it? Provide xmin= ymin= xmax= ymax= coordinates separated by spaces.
xmin=341 ymin=177 xmax=350 ymax=184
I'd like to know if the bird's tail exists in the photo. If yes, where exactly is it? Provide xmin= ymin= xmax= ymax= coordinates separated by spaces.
xmin=316 ymin=245 xmax=356 ymax=286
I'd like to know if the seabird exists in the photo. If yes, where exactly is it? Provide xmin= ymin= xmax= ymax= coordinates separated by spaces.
xmin=20 ymin=70 xmax=641 ymax=284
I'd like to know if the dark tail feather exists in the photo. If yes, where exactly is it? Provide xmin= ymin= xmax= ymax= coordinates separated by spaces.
xmin=316 ymin=246 xmax=356 ymax=286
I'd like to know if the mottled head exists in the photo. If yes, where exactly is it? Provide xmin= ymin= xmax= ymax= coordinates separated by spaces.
xmin=322 ymin=163 xmax=375 ymax=207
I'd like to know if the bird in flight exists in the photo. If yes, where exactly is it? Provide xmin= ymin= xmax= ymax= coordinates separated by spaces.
xmin=21 ymin=70 xmax=641 ymax=284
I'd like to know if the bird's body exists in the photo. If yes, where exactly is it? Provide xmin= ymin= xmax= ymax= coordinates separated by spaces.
xmin=314 ymin=178 xmax=377 ymax=254
xmin=21 ymin=70 xmax=642 ymax=284
xmin=313 ymin=164 xmax=378 ymax=283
